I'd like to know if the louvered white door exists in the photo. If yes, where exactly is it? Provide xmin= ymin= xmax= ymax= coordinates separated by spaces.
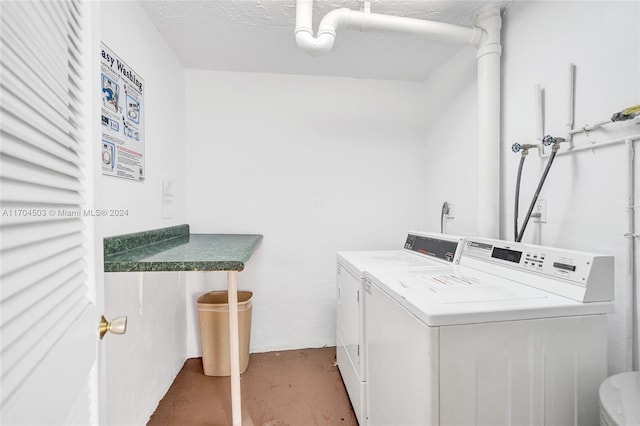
xmin=0 ymin=1 xmax=98 ymax=425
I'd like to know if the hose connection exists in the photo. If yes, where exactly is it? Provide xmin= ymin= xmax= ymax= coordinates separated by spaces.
xmin=511 ymin=142 xmax=538 ymax=157
xmin=542 ymin=135 xmax=566 ymax=151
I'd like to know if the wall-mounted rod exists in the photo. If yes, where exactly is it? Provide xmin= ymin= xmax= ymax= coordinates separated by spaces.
xmin=567 ymin=119 xmax=612 ymax=136
xmin=294 ymin=0 xmax=502 ymax=238
xmin=541 ymin=132 xmax=640 ymax=158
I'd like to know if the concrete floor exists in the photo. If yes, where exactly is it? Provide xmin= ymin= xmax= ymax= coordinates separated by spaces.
xmin=148 ymin=347 xmax=358 ymax=426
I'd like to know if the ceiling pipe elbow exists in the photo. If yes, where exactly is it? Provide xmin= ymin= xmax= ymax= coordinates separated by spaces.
xmin=476 ymin=6 xmax=502 ymax=58
xmin=318 ymin=8 xmax=348 ymax=37
xmin=294 ymin=0 xmax=343 ymax=55
xmin=469 ymin=26 xmax=485 ymax=47
xmin=294 ymin=28 xmax=336 ymax=55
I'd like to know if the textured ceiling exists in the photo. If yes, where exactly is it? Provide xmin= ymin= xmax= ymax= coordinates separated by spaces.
xmin=140 ymin=0 xmax=511 ymax=81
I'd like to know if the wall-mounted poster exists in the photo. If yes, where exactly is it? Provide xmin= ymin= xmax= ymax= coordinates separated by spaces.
xmin=100 ymin=42 xmax=145 ymax=181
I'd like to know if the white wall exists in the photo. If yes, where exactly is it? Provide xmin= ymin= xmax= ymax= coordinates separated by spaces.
xmin=98 ymin=4 xmax=186 ymax=236
xmin=94 ymin=2 xmax=187 ymax=425
xmin=102 ymin=272 xmax=186 ymax=426
xmin=184 ymin=70 xmax=427 ymax=354
xmin=421 ymin=45 xmax=478 ymax=237
xmin=422 ymin=1 xmax=640 ymax=374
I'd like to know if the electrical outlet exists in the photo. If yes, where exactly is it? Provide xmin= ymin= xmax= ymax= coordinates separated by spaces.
xmin=446 ymin=204 xmax=455 ymax=219
xmin=534 ymin=199 xmax=547 ymax=223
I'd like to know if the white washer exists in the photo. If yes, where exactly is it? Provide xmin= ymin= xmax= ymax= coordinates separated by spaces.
xmin=364 ymin=237 xmax=614 ymax=426
xmin=336 ymin=232 xmax=465 ymax=425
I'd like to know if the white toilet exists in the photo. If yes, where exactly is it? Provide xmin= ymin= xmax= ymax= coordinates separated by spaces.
xmin=599 ymin=371 xmax=640 ymax=425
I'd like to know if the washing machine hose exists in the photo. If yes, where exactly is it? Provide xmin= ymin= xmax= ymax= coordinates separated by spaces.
xmin=516 ymin=149 xmax=558 ymax=242
xmin=514 ymin=155 xmax=526 ymax=241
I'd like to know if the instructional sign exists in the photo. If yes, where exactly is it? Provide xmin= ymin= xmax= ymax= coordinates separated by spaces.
xmin=100 ymin=43 xmax=145 ymax=181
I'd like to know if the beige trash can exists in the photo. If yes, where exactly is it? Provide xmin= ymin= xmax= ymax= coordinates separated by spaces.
xmin=197 ymin=290 xmax=253 ymax=377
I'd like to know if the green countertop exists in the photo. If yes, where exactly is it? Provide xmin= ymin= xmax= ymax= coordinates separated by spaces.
xmin=103 ymin=225 xmax=262 ymax=272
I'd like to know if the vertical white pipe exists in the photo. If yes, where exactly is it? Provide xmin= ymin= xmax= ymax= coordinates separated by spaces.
xmin=227 ymin=271 xmax=242 ymax=426
xmin=535 ymin=84 xmax=543 ymax=141
xmin=567 ymin=63 xmax=575 ymax=131
xmin=626 ymin=139 xmax=638 ymax=371
xmin=476 ymin=7 xmax=502 ymax=238
xmin=295 ymin=0 xmax=313 ymax=32
xmin=567 ymin=63 xmax=576 ymax=149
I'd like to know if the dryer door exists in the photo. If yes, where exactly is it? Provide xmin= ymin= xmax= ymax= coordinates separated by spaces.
xmin=336 ymin=263 xmax=362 ymax=375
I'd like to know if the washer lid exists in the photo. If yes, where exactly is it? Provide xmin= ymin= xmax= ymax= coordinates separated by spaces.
xmin=337 ymin=250 xmax=445 ymax=278
xmin=599 ymin=372 xmax=640 ymax=425
xmin=399 ymin=269 xmax=548 ymax=303
xmin=366 ymin=266 xmax=613 ymax=326
xmin=412 ymin=283 xmax=547 ymax=304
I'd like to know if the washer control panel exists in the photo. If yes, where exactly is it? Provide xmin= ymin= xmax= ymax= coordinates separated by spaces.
xmin=461 ymin=238 xmax=614 ymax=302
xmin=523 ymin=251 xmax=545 ymax=270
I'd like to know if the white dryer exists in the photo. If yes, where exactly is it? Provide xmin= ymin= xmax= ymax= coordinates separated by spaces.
xmin=336 ymin=232 xmax=465 ymax=424
xmin=364 ymin=237 xmax=614 ymax=426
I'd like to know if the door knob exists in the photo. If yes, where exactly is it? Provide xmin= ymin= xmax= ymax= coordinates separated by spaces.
xmin=99 ymin=315 xmax=127 ymax=340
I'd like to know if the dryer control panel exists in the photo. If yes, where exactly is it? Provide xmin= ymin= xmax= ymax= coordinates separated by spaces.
xmin=403 ymin=232 xmax=464 ymax=264
xmin=460 ymin=238 xmax=614 ymax=303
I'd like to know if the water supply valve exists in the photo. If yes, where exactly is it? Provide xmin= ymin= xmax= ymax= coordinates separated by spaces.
xmin=542 ymin=135 xmax=567 ymax=153
xmin=542 ymin=135 xmax=566 ymax=146
xmin=512 ymin=143 xmax=538 ymax=155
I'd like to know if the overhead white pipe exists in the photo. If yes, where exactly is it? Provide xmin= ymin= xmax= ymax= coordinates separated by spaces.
xmin=295 ymin=0 xmax=484 ymax=56
xmin=294 ymin=0 xmax=502 ymax=238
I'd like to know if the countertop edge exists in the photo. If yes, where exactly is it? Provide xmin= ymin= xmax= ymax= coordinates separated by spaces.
xmin=103 ymin=228 xmax=263 ymax=273
xmin=104 ymin=224 xmax=190 ymax=257
xmin=104 ymin=260 xmax=246 ymax=273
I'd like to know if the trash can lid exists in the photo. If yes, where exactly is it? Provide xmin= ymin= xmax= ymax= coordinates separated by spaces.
xmin=197 ymin=290 xmax=253 ymax=305
xmin=599 ymin=371 xmax=640 ymax=425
